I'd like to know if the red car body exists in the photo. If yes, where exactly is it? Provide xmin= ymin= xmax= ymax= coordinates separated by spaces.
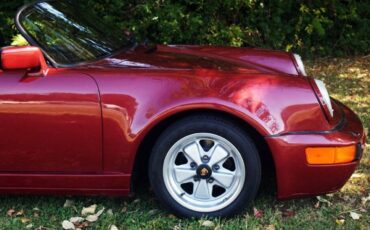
xmin=0 ymin=44 xmax=365 ymax=199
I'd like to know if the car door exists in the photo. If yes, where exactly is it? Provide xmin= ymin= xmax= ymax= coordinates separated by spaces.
xmin=0 ymin=68 xmax=102 ymax=173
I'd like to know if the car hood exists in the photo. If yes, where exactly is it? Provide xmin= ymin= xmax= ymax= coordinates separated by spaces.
xmin=85 ymin=45 xmax=292 ymax=75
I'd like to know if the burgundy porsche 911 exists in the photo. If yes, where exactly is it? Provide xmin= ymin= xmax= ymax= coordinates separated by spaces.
xmin=0 ymin=0 xmax=365 ymax=218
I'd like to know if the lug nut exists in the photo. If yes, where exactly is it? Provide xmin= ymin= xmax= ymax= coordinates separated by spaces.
xmin=194 ymin=176 xmax=200 ymax=182
xmin=202 ymin=155 xmax=210 ymax=162
xmin=207 ymin=178 xmax=214 ymax=183
xmin=212 ymin=165 xmax=220 ymax=171
xmin=213 ymin=165 xmax=220 ymax=171
xmin=190 ymin=162 xmax=197 ymax=168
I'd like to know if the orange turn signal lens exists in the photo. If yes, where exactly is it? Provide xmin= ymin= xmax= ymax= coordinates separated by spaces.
xmin=305 ymin=146 xmax=356 ymax=165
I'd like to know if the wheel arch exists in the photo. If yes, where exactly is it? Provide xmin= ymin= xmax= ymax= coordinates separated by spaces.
xmin=131 ymin=107 xmax=277 ymax=195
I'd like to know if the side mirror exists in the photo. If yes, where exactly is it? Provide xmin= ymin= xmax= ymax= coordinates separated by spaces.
xmin=1 ymin=46 xmax=48 ymax=77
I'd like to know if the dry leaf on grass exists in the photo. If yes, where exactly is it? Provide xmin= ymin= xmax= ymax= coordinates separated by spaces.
xmin=121 ymin=207 xmax=127 ymax=213
xmin=214 ymin=225 xmax=221 ymax=230
xmin=96 ymin=208 xmax=105 ymax=217
xmin=316 ymin=196 xmax=332 ymax=206
xmin=253 ymin=207 xmax=263 ymax=218
xmin=16 ymin=210 xmax=25 ymax=216
xmin=63 ymin=199 xmax=74 ymax=208
xmin=81 ymin=204 xmax=97 ymax=216
xmin=21 ymin=217 xmax=32 ymax=224
xmin=200 ymin=220 xmax=215 ymax=228
xmin=359 ymin=208 xmax=367 ymax=213
xmin=266 ymin=224 xmax=276 ymax=230
xmin=109 ymin=225 xmax=119 ymax=230
xmin=349 ymin=211 xmax=361 ymax=220
xmin=282 ymin=209 xmax=296 ymax=218
xmin=33 ymin=208 xmax=41 ymax=217
xmin=336 ymin=218 xmax=345 ymax=225
xmin=62 ymin=220 xmax=75 ymax=230
xmin=361 ymin=194 xmax=370 ymax=205
xmin=75 ymin=221 xmax=89 ymax=229
xmin=69 ymin=217 xmax=84 ymax=224
xmin=86 ymin=208 xmax=105 ymax=223
xmin=7 ymin=208 xmax=15 ymax=217
xmin=148 ymin=209 xmax=158 ymax=216
xmin=107 ymin=209 xmax=114 ymax=216
xmin=85 ymin=215 xmax=98 ymax=222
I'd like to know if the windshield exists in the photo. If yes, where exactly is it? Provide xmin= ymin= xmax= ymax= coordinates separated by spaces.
xmin=17 ymin=0 xmax=132 ymax=66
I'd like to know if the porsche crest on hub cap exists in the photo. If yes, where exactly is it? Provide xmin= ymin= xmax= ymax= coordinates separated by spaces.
xmin=196 ymin=165 xmax=212 ymax=179
xmin=200 ymin=168 xmax=208 ymax=176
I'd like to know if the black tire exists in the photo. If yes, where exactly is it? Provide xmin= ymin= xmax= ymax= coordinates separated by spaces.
xmin=148 ymin=114 xmax=261 ymax=218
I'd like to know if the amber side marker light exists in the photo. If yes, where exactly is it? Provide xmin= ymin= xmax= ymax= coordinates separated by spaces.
xmin=306 ymin=146 xmax=356 ymax=165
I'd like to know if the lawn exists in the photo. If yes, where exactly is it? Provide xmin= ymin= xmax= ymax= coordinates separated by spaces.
xmin=0 ymin=56 xmax=368 ymax=230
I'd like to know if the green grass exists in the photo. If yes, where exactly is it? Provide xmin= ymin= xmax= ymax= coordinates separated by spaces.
xmin=0 ymin=56 xmax=369 ymax=230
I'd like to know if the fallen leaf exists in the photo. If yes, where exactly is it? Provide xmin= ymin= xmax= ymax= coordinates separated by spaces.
xmin=7 ymin=208 xmax=15 ymax=217
xmin=86 ymin=208 xmax=105 ymax=222
xmin=86 ymin=215 xmax=98 ymax=222
xmin=21 ymin=217 xmax=32 ymax=224
xmin=69 ymin=217 xmax=84 ymax=224
xmin=33 ymin=208 xmax=41 ymax=218
xmin=214 ymin=225 xmax=221 ymax=230
xmin=63 ymin=199 xmax=74 ymax=208
xmin=316 ymin=196 xmax=332 ymax=206
xmin=109 ymin=225 xmax=119 ymax=230
xmin=81 ymin=204 xmax=97 ymax=216
xmin=361 ymin=194 xmax=370 ymax=205
xmin=62 ymin=220 xmax=75 ymax=230
xmin=75 ymin=221 xmax=89 ymax=229
xmin=16 ymin=210 xmax=25 ymax=216
xmin=26 ymin=224 xmax=34 ymax=229
xmin=201 ymin=220 xmax=215 ymax=228
xmin=349 ymin=211 xmax=361 ymax=220
xmin=107 ymin=209 xmax=114 ymax=216
xmin=253 ymin=207 xmax=263 ymax=218
xmin=121 ymin=207 xmax=127 ymax=213
xmin=133 ymin=199 xmax=140 ymax=204
xmin=314 ymin=201 xmax=320 ymax=208
xmin=168 ymin=214 xmax=176 ymax=219
xmin=96 ymin=208 xmax=105 ymax=217
xmin=282 ymin=209 xmax=295 ymax=218
xmin=266 ymin=225 xmax=276 ymax=230
xmin=359 ymin=208 xmax=367 ymax=213
xmin=173 ymin=225 xmax=181 ymax=230
xmin=336 ymin=219 xmax=345 ymax=225
xmin=148 ymin=209 xmax=158 ymax=216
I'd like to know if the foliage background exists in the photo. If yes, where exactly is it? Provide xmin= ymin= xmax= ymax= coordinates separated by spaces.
xmin=0 ymin=0 xmax=369 ymax=57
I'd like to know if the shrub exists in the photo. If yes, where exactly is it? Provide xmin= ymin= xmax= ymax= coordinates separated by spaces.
xmin=1 ymin=0 xmax=369 ymax=57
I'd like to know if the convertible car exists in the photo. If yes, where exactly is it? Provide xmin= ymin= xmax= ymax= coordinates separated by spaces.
xmin=0 ymin=0 xmax=365 ymax=217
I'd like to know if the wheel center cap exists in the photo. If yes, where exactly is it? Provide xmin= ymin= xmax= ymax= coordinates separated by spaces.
xmin=196 ymin=164 xmax=212 ymax=179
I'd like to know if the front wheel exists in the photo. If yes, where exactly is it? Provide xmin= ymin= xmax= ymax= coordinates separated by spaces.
xmin=149 ymin=115 xmax=261 ymax=218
